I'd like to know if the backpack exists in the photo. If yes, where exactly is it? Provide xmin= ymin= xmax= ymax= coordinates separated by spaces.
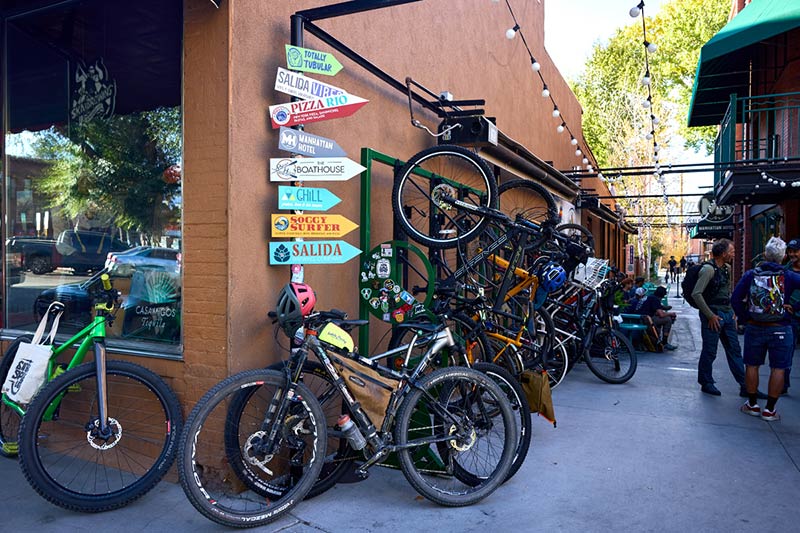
xmin=746 ymin=267 xmax=785 ymax=322
xmin=682 ymin=261 xmax=721 ymax=309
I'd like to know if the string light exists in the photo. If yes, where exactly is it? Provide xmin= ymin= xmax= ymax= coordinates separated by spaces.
xmin=629 ymin=1 xmax=644 ymax=17
xmin=644 ymin=40 xmax=657 ymax=53
xmin=531 ymin=58 xmax=541 ymax=71
xmin=552 ymin=105 xmax=561 ymax=118
xmin=541 ymin=84 xmax=550 ymax=97
xmin=575 ymin=149 xmax=582 ymax=157
xmin=506 ymin=24 xmax=520 ymax=39
xmin=557 ymin=122 xmax=565 ymax=133
xmin=641 ymin=70 xmax=651 ymax=86
xmin=642 ymin=96 xmax=652 ymax=109
xmin=570 ymin=137 xmax=578 ymax=146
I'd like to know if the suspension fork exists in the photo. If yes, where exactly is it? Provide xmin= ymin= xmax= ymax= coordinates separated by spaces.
xmin=258 ymin=345 xmax=308 ymax=455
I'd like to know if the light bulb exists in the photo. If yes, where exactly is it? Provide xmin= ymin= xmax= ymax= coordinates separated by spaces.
xmin=582 ymin=157 xmax=589 ymax=164
xmin=653 ymin=143 xmax=660 ymax=153
xmin=642 ymin=97 xmax=651 ymax=109
xmin=541 ymin=85 xmax=550 ymax=97
xmin=651 ymin=115 xmax=660 ymax=125
xmin=531 ymin=59 xmax=541 ymax=71
xmin=780 ymin=181 xmax=787 ymax=187
xmin=575 ymin=149 xmax=582 ymax=157
xmin=646 ymin=131 xmax=653 ymax=140
xmin=552 ymin=107 xmax=560 ymax=118
xmin=629 ymin=2 xmax=643 ymax=17
xmin=755 ymin=184 xmax=760 ymax=189
xmin=570 ymin=137 xmax=578 ymax=146
xmin=506 ymin=25 xmax=520 ymax=39
xmin=557 ymin=123 xmax=565 ymax=133
xmin=641 ymin=72 xmax=651 ymax=86
xmin=598 ymin=172 xmax=605 ymax=180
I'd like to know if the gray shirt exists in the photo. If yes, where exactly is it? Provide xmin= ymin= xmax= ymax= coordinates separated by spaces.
xmin=692 ymin=262 xmax=733 ymax=320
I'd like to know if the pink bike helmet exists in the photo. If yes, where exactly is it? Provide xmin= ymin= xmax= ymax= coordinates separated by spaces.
xmin=275 ymin=283 xmax=316 ymax=336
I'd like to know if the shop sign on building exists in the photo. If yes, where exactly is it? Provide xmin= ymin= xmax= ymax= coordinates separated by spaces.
xmin=285 ymin=45 xmax=343 ymax=76
xmin=269 ymin=94 xmax=368 ymax=129
xmin=274 ymin=67 xmax=346 ymax=101
xmin=626 ymin=244 xmax=635 ymax=274
xmin=278 ymin=186 xmax=341 ymax=211
xmin=270 ymin=157 xmax=366 ymax=182
xmin=278 ymin=127 xmax=346 ymax=158
xmin=71 ymin=59 xmax=116 ymax=125
xmin=271 ymin=214 xmax=357 ymax=238
xmin=269 ymin=240 xmax=361 ymax=265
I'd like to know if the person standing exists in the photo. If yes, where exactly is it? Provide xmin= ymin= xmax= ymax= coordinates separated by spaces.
xmin=668 ymin=256 xmax=677 ymax=283
xmin=783 ymin=237 xmax=800 ymax=394
xmin=679 ymin=256 xmax=687 ymax=276
xmin=693 ymin=238 xmax=760 ymax=397
xmin=732 ymin=237 xmax=800 ymax=420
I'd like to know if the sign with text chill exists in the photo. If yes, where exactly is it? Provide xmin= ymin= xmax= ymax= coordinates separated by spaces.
xmin=270 ymin=157 xmax=365 ymax=182
xmin=271 ymin=214 xmax=358 ymax=239
xmin=270 ymin=241 xmax=361 ymax=265
xmin=269 ymin=94 xmax=368 ymax=129
xmin=278 ymin=186 xmax=341 ymax=211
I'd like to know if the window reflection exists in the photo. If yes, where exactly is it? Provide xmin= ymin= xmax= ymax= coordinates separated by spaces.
xmin=4 ymin=0 xmax=183 ymax=350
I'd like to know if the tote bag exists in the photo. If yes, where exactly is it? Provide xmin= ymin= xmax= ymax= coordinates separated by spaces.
xmin=2 ymin=302 xmax=63 ymax=404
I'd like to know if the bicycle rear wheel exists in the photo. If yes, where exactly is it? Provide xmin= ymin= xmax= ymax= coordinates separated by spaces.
xmin=18 ymin=360 xmax=182 ymax=512
xmin=0 ymin=334 xmax=32 ymax=458
xmin=498 ymin=179 xmax=559 ymax=227
xmin=394 ymin=366 xmax=516 ymax=506
xmin=585 ymin=328 xmax=637 ymax=384
xmin=392 ymin=145 xmax=497 ymax=249
xmin=178 ymin=369 xmax=325 ymax=528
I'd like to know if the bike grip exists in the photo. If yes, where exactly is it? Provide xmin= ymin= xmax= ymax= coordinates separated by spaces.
xmin=101 ymin=273 xmax=112 ymax=290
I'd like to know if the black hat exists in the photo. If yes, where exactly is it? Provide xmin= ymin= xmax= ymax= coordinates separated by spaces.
xmin=787 ymin=238 xmax=800 ymax=250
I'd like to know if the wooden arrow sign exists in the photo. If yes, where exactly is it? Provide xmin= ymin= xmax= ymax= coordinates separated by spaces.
xmin=271 ymin=214 xmax=358 ymax=238
xmin=270 ymin=157 xmax=366 ymax=182
xmin=269 ymin=241 xmax=361 ymax=265
xmin=269 ymin=94 xmax=368 ymax=129
xmin=285 ymin=45 xmax=343 ymax=76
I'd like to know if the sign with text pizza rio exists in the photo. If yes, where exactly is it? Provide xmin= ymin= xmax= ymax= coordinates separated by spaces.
xmin=285 ymin=45 xmax=343 ymax=76
xmin=270 ymin=157 xmax=366 ymax=182
xmin=269 ymin=94 xmax=368 ymax=129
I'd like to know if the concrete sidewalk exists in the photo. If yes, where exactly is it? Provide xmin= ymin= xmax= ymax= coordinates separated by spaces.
xmin=2 ymin=294 xmax=799 ymax=532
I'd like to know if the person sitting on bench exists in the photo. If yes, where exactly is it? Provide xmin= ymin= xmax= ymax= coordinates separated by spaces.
xmin=638 ymin=286 xmax=677 ymax=350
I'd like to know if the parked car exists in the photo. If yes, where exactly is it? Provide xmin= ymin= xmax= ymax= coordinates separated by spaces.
xmin=7 ymin=230 xmax=131 ymax=275
xmin=6 ymin=236 xmax=58 ymax=275
xmin=106 ymin=246 xmax=181 ymax=277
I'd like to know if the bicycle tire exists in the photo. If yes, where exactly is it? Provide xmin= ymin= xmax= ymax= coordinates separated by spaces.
xmin=557 ymin=223 xmax=595 ymax=250
xmin=0 ymin=334 xmax=33 ymax=458
xmin=584 ymin=328 xmax=637 ymax=384
xmin=498 ymin=179 xmax=559 ymax=227
xmin=392 ymin=145 xmax=497 ymax=249
xmin=178 ymin=369 xmax=325 ymax=528
xmin=471 ymin=362 xmax=531 ymax=483
xmin=394 ymin=366 xmax=516 ymax=507
xmin=18 ymin=360 xmax=182 ymax=512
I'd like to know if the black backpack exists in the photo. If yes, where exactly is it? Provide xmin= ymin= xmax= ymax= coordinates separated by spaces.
xmin=682 ymin=261 xmax=722 ymax=309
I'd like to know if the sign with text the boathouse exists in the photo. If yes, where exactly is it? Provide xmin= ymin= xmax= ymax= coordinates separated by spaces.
xmin=271 ymin=214 xmax=358 ymax=239
xmin=278 ymin=127 xmax=346 ymax=158
xmin=270 ymin=241 xmax=361 ymax=265
xmin=285 ymin=45 xmax=343 ymax=76
xmin=278 ymin=186 xmax=341 ymax=211
xmin=269 ymin=94 xmax=368 ymax=129
xmin=270 ymin=157 xmax=366 ymax=182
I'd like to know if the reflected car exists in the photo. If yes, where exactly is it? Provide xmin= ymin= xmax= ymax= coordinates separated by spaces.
xmin=106 ymin=246 xmax=181 ymax=277
xmin=33 ymin=271 xmax=104 ymax=328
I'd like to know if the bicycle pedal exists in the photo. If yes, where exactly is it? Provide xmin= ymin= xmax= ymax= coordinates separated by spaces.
xmin=2 ymin=442 xmax=18 ymax=455
xmin=67 ymin=384 xmax=82 ymax=393
xmin=353 ymin=468 xmax=370 ymax=481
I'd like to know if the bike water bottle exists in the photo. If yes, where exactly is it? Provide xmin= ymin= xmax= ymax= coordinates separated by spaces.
xmin=337 ymin=414 xmax=366 ymax=450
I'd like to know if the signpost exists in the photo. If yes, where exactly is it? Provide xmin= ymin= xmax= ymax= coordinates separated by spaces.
xmin=270 ymin=240 xmax=361 ymax=265
xmin=285 ymin=45 xmax=343 ymax=76
xmin=626 ymin=244 xmax=635 ymax=275
xmin=271 ymin=214 xmax=358 ymax=239
xmin=278 ymin=186 xmax=341 ymax=211
xmin=274 ymin=67 xmax=347 ymax=101
xmin=278 ymin=127 xmax=346 ymax=158
xmin=270 ymin=157 xmax=366 ymax=182
xmin=269 ymin=94 xmax=368 ymax=129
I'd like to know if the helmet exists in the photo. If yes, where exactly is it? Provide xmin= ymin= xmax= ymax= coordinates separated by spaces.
xmin=539 ymin=262 xmax=567 ymax=293
xmin=275 ymin=283 xmax=316 ymax=336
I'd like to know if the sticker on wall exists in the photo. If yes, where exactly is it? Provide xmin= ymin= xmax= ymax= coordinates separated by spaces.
xmin=275 ymin=67 xmax=347 ymax=101
xmin=278 ymin=186 xmax=342 ymax=211
xmin=71 ymin=58 xmax=116 ymax=126
xmin=285 ymin=45 xmax=343 ymax=76
xmin=270 ymin=157 xmax=366 ymax=182
xmin=270 ymin=214 xmax=358 ymax=239
xmin=269 ymin=241 xmax=361 ymax=265
xmin=278 ymin=127 xmax=347 ymax=158
xmin=269 ymin=94 xmax=368 ymax=129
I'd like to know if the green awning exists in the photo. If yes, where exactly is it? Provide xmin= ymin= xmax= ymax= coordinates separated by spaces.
xmin=688 ymin=0 xmax=800 ymax=127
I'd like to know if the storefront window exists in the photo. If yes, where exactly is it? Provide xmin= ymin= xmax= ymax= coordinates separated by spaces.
xmin=3 ymin=0 xmax=183 ymax=353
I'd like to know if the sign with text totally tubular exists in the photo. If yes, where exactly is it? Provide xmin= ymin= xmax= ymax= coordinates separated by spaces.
xmin=269 ymin=94 xmax=368 ymax=129
xmin=278 ymin=127 xmax=346 ymax=158
xmin=271 ymin=214 xmax=358 ymax=239
xmin=278 ymin=186 xmax=341 ymax=211
xmin=285 ymin=45 xmax=343 ymax=76
xmin=275 ymin=67 xmax=346 ymax=101
xmin=270 ymin=157 xmax=366 ymax=182
xmin=270 ymin=241 xmax=361 ymax=265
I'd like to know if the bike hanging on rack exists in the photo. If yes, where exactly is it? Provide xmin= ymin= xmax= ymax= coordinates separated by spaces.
xmin=0 ymin=274 xmax=183 ymax=512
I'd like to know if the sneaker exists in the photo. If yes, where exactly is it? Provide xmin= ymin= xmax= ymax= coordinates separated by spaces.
xmin=740 ymin=402 xmax=761 ymax=417
xmin=663 ymin=342 xmax=677 ymax=350
xmin=761 ymin=408 xmax=780 ymax=421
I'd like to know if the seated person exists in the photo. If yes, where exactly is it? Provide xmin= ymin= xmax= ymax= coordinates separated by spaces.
xmin=637 ymin=286 xmax=677 ymax=350
xmin=615 ymin=278 xmax=635 ymax=310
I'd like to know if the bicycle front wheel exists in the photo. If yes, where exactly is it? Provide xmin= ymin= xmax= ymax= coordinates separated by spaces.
xmin=392 ymin=145 xmax=497 ymax=249
xmin=18 ymin=360 xmax=182 ymax=512
xmin=394 ymin=366 xmax=517 ymax=507
xmin=585 ymin=328 xmax=637 ymax=384
xmin=178 ymin=369 xmax=325 ymax=528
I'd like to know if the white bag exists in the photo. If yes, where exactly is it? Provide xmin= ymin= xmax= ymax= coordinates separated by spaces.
xmin=2 ymin=302 xmax=63 ymax=404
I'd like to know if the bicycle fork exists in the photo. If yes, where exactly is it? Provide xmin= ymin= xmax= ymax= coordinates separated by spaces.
xmin=89 ymin=340 xmax=114 ymax=441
